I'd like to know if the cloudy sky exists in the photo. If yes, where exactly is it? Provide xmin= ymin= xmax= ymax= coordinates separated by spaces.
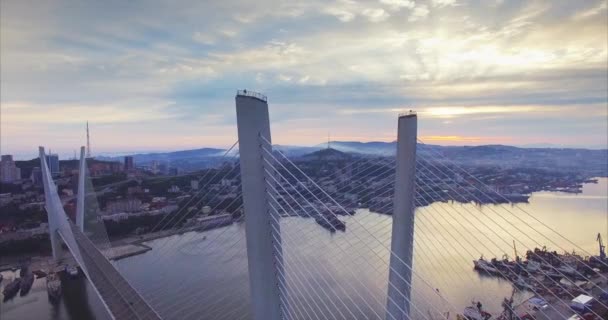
xmin=1 ymin=0 xmax=607 ymax=158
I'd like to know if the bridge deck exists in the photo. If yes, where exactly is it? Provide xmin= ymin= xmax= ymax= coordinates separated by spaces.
xmin=70 ymin=224 xmax=161 ymax=320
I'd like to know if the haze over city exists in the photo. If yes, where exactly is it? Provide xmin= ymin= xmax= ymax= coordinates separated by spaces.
xmin=1 ymin=0 xmax=607 ymax=159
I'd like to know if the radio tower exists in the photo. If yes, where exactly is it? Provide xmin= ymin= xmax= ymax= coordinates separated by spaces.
xmin=86 ymin=121 xmax=92 ymax=158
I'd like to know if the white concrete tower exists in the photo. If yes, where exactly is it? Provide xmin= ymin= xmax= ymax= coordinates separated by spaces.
xmin=39 ymin=147 xmax=88 ymax=270
xmin=386 ymin=112 xmax=417 ymax=320
xmin=235 ymin=90 xmax=284 ymax=320
xmin=40 ymin=147 xmax=64 ymax=262
xmin=76 ymin=146 xmax=86 ymax=232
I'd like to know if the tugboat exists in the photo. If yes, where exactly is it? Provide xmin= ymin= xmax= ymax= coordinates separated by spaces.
xmin=20 ymin=272 xmax=35 ymax=296
xmin=315 ymin=214 xmax=346 ymax=232
xmin=47 ymin=273 xmax=62 ymax=302
xmin=461 ymin=301 xmax=492 ymax=320
xmin=2 ymin=278 xmax=22 ymax=300
xmin=474 ymin=256 xmax=500 ymax=275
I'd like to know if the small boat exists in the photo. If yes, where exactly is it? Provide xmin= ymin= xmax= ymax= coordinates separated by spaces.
xmin=513 ymin=276 xmax=534 ymax=291
xmin=556 ymin=264 xmax=577 ymax=277
xmin=315 ymin=214 xmax=346 ymax=232
xmin=3 ymin=278 xmax=22 ymax=300
xmin=47 ymin=273 xmax=62 ymax=302
xmin=526 ymin=260 xmax=541 ymax=273
xmin=20 ymin=273 xmax=35 ymax=296
xmin=474 ymin=257 xmax=501 ymax=275
xmin=544 ymin=269 xmax=563 ymax=281
xmin=65 ymin=265 xmax=79 ymax=278
xmin=462 ymin=302 xmax=492 ymax=320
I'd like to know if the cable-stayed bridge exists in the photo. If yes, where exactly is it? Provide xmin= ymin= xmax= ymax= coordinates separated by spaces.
xmin=38 ymin=90 xmax=608 ymax=320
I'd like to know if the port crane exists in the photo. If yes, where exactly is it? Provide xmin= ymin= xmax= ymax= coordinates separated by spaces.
xmin=598 ymin=233 xmax=606 ymax=260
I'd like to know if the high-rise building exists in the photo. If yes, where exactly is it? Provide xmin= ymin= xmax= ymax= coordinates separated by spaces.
xmin=30 ymin=167 xmax=42 ymax=186
xmin=124 ymin=156 xmax=134 ymax=171
xmin=0 ymin=155 xmax=21 ymax=183
xmin=151 ymin=161 xmax=159 ymax=174
xmin=191 ymin=180 xmax=199 ymax=190
xmin=46 ymin=154 xmax=60 ymax=175
xmin=158 ymin=163 xmax=168 ymax=175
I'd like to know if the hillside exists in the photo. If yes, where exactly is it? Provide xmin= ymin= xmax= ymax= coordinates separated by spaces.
xmin=299 ymin=148 xmax=352 ymax=161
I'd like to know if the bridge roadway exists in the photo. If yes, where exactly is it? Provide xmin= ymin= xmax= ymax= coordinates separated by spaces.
xmin=69 ymin=223 xmax=162 ymax=320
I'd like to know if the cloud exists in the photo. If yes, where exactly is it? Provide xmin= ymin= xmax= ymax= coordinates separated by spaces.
xmin=380 ymin=0 xmax=415 ymax=11
xmin=362 ymin=8 xmax=390 ymax=22
xmin=409 ymin=5 xmax=430 ymax=21
xmin=573 ymin=1 xmax=607 ymax=20
xmin=324 ymin=7 xmax=357 ymax=22
xmin=1 ymin=0 xmax=606 ymax=156
xmin=431 ymin=0 xmax=459 ymax=8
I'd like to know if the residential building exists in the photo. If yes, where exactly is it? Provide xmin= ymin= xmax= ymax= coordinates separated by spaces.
xmin=1 ymin=155 xmax=21 ymax=183
xmin=46 ymin=153 xmax=60 ymax=175
xmin=124 ymin=156 xmax=134 ymax=171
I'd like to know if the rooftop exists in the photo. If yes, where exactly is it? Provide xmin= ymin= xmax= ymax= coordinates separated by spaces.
xmin=399 ymin=110 xmax=417 ymax=118
xmin=236 ymin=89 xmax=267 ymax=103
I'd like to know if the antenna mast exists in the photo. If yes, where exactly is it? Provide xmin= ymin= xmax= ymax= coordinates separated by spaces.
xmin=86 ymin=121 xmax=92 ymax=158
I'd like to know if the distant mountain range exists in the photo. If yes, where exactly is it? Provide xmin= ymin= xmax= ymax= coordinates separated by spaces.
xmin=299 ymin=148 xmax=353 ymax=161
xmin=19 ymin=141 xmax=604 ymax=176
xmin=96 ymin=148 xmax=225 ymax=164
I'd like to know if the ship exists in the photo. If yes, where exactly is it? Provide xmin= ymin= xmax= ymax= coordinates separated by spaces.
xmin=47 ymin=273 xmax=62 ymax=302
xmin=2 ymin=278 xmax=22 ymax=300
xmin=65 ymin=265 xmax=79 ymax=278
xmin=315 ymin=214 xmax=346 ymax=232
xmin=473 ymin=257 xmax=500 ymax=275
xmin=460 ymin=301 xmax=492 ymax=320
xmin=20 ymin=273 xmax=35 ymax=296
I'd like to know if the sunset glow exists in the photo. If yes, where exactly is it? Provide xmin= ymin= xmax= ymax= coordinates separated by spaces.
xmin=1 ymin=0 xmax=606 ymax=158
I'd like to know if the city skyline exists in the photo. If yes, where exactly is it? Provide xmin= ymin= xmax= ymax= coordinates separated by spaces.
xmin=1 ymin=0 xmax=607 ymax=157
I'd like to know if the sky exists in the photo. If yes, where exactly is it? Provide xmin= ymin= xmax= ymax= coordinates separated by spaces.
xmin=1 ymin=0 xmax=607 ymax=159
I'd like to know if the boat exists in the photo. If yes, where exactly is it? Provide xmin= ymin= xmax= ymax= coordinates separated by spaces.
xmin=544 ymin=269 xmax=563 ymax=281
xmin=47 ymin=273 xmax=62 ymax=302
xmin=65 ymin=265 xmax=79 ymax=278
xmin=492 ymin=255 xmax=515 ymax=272
xmin=462 ymin=302 xmax=492 ymax=320
xmin=513 ymin=276 xmax=534 ymax=291
xmin=20 ymin=273 xmax=35 ymax=296
xmin=474 ymin=257 xmax=501 ymax=275
xmin=315 ymin=214 xmax=346 ymax=232
xmin=526 ymin=260 xmax=541 ymax=273
xmin=2 ymin=278 xmax=22 ymax=300
xmin=556 ymin=264 xmax=578 ymax=277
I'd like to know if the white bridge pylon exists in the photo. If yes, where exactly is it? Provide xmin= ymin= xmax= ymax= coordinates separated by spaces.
xmin=40 ymin=146 xmax=162 ymax=320
xmin=39 ymin=146 xmax=87 ymax=267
